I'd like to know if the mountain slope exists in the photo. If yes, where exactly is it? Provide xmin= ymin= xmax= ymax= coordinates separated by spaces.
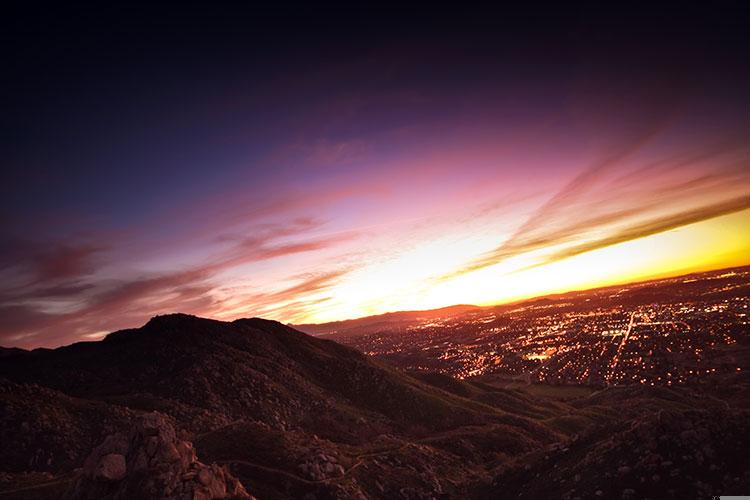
xmin=1 ymin=315 xmax=541 ymax=436
xmin=1 ymin=313 xmax=746 ymax=499
xmin=0 ymin=314 xmax=555 ymax=499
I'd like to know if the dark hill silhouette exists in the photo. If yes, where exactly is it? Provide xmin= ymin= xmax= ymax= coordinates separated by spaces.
xmin=0 ymin=314 xmax=536 ymax=439
xmin=0 ymin=314 xmax=554 ymax=498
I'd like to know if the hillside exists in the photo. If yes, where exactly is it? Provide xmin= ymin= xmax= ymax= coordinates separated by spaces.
xmin=1 ymin=314 xmax=747 ymax=499
xmin=0 ymin=314 xmax=554 ymax=499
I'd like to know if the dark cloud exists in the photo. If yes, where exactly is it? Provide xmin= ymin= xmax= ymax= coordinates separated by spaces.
xmin=32 ymin=244 xmax=107 ymax=282
xmin=0 ymin=218 xmax=354 ymax=348
xmin=0 ymin=304 xmax=57 ymax=337
xmin=0 ymin=240 xmax=107 ymax=282
xmin=19 ymin=282 xmax=96 ymax=299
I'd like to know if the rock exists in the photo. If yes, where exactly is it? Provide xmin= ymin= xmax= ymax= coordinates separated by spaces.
xmin=198 ymin=468 xmax=213 ymax=486
xmin=299 ymin=450 xmax=347 ymax=480
xmin=145 ymin=436 xmax=159 ymax=457
xmin=64 ymin=412 xmax=255 ymax=500
xmin=680 ymin=429 xmax=698 ymax=442
xmin=159 ymin=442 xmax=181 ymax=463
xmin=95 ymin=454 xmax=126 ymax=481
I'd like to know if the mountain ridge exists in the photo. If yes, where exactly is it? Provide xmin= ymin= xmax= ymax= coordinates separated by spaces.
xmin=1 ymin=313 xmax=748 ymax=499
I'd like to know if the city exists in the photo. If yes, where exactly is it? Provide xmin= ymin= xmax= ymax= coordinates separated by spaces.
xmin=321 ymin=267 xmax=750 ymax=387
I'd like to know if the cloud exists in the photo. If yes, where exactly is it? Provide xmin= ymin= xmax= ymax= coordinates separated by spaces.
xmin=0 ymin=240 xmax=109 ymax=304
xmin=265 ymin=271 xmax=348 ymax=302
xmin=17 ymin=282 xmax=96 ymax=299
xmin=31 ymin=244 xmax=106 ymax=282
xmin=437 ymin=139 xmax=750 ymax=282
xmin=0 ymin=217 xmax=356 ymax=348
xmin=210 ymin=231 xmax=357 ymax=274
xmin=0 ymin=304 xmax=57 ymax=336
xmin=0 ymin=240 xmax=107 ymax=278
xmin=516 ymin=193 xmax=750 ymax=272
xmin=212 ymin=269 xmax=350 ymax=322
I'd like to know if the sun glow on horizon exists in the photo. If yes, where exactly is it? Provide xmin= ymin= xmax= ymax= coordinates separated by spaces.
xmin=288 ymin=208 xmax=750 ymax=325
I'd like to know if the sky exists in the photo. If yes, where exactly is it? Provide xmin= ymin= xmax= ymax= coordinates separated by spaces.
xmin=2 ymin=4 xmax=750 ymax=348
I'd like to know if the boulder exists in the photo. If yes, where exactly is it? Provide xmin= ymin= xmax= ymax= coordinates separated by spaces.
xmin=64 ymin=412 xmax=254 ymax=499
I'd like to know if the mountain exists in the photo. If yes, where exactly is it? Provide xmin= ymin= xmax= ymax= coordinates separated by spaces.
xmin=63 ymin=412 xmax=253 ymax=500
xmin=0 ymin=314 xmax=554 ymax=499
xmin=293 ymin=304 xmax=483 ymax=337
xmin=1 ymin=313 xmax=748 ymax=499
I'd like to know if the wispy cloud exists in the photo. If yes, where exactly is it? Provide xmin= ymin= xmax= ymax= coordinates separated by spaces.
xmin=211 ymin=270 xmax=350 ymax=321
xmin=437 ymin=139 xmax=750 ymax=282
xmin=0 ymin=217 xmax=356 ymax=347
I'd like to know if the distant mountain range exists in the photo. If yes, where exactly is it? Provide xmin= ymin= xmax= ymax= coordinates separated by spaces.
xmin=293 ymin=304 xmax=482 ymax=337
xmin=1 ymin=313 xmax=749 ymax=499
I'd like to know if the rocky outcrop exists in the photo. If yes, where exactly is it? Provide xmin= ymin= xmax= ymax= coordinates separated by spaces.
xmin=297 ymin=450 xmax=345 ymax=481
xmin=64 ymin=412 xmax=253 ymax=500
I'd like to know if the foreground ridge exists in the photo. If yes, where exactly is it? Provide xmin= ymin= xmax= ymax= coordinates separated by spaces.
xmin=0 ymin=313 xmax=748 ymax=499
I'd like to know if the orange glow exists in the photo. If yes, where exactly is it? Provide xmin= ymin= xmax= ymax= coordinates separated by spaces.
xmin=285 ymin=208 xmax=750 ymax=324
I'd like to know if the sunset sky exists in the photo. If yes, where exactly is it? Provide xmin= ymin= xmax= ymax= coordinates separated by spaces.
xmin=3 ymin=5 xmax=750 ymax=348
